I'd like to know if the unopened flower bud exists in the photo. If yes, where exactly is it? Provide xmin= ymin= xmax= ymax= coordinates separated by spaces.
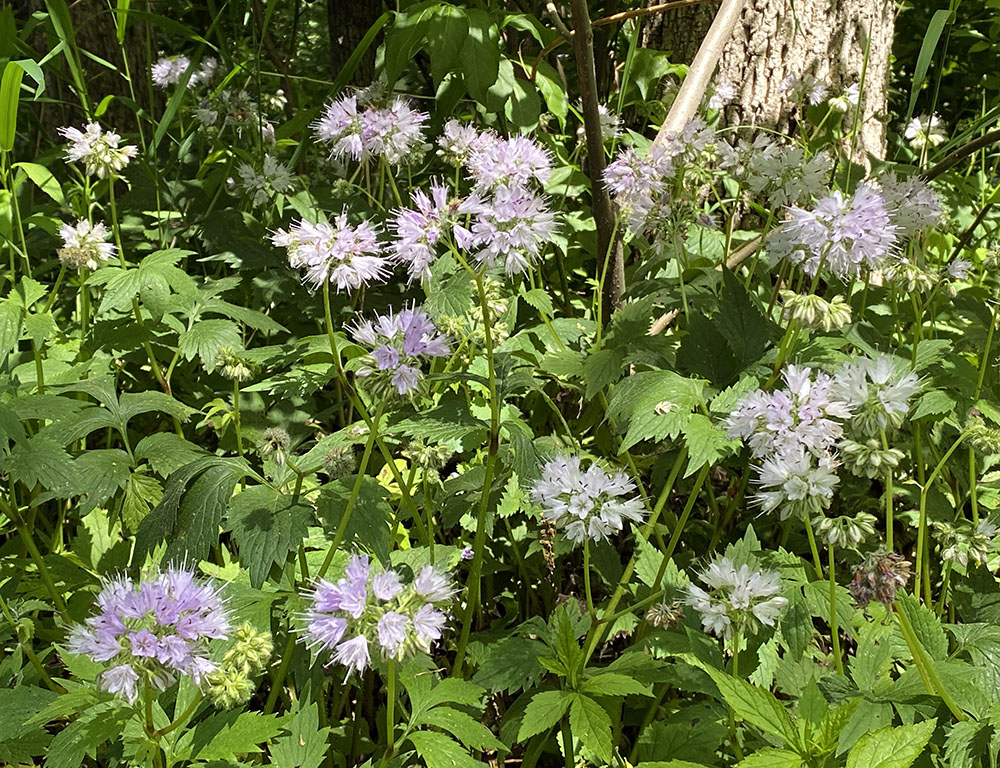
xmin=206 ymin=666 xmax=255 ymax=708
xmin=850 ymin=551 xmax=911 ymax=607
xmin=258 ymin=427 xmax=291 ymax=465
xmin=322 ymin=446 xmax=355 ymax=479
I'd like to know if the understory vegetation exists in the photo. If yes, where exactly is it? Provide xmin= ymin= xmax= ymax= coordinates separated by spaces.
xmin=1 ymin=1 xmax=1000 ymax=767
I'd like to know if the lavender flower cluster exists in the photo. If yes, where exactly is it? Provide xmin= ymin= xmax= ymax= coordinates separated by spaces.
xmin=726 ymin=357 xmax=921 ymax=521
xmin=314 ymin=95 xmax=429 ymax=166
xmin=350 ymin=306 xmax=450 ymax=396
xmin=66 ymin=567 xmax=231 ymax=703
xmin=301 ymin=555 xmax=454 ymax=676
xmin=530 ymin=455 xmax=647 ymax=545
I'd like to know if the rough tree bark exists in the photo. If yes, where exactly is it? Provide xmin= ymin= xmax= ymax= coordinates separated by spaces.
xmin=645 ymin=0 xmax=896 ymax=159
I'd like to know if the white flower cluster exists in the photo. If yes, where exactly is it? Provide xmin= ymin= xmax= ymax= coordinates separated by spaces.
xmin=57 ymin=220 xmax=116 ymax=270
xmin=686 ymin=556 xmax=788 ymax=639
xmin=59 ymin=122 xmax=137 ymax=179
xmin=151 ymin=56 xmax=217 ymax=88
xmin=530 ymin=455 xmax=647 ymax=545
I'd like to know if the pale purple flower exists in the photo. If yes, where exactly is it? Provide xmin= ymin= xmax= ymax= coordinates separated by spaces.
xmin=754 ymin=448 xmax=840 ymax=519
xmin=832 ymin=354 xmax=921 ymax=436
xmin=726 ymin=365 xmax=852 ymax=459
xmin=437 ymin=120 xmax=495 ymax=166
xmin=351 ymin=306 xmax=450 ymax=396
xmin=460 ymin=185 xmax=558 ymax=275
xmin=412 ymin=604 xmax=447 ymax=651
xmin=151 ymin=56 xmax=191 ymax=88
xmin=769 ymin=184 xmax=898 ymax=279
xmin=334 ymin=635 xmax=371 ymax=674
xmin=57 ymin=219 xmax=116 ymax=270
xmin=948 ymin=260 xmax=972 ymax=280
xmin=376 ymin=612 xmax=409 ymax=655
xmin=100 ymin=664 xmax=140 ymax=703
xmin=65 ymin=566 xmax=230 ymax=701
xmin=781 ymin=71 xmax=828 ymax=105
xmin=905 ymin=114 xmax=947 ymax=150
xmin=272 ymin=213 xmax=388 ymax=292
xmin=299 ymin=554 xmax=456 ymax=671
xmin=59 ymin=122 xmax=138 ymax=179
xmin=390 ymin=183 xmax=461 ymax=281
xmin=466 ymin=134 xmax=552 ymax=191
xmin=314 ymin=95 xmax=427 ymax=165
xmin=708 ymin=83 xmax=735 ymax=110
xmin=372 ymin=571 xmax=403 ymax=601
xmin=460 ymin=546 xmax=474 ymax=561
xmin=530 ymin=456 xmax=647 ymax=545
xmin=412 ymin=566 xmax=454 ymax=602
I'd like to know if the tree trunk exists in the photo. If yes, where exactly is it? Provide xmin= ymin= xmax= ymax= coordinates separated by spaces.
xmin=327 ymin=0 xmax=384 ymax=84
xmin=644 ymin=0 xmax=896 ymax=161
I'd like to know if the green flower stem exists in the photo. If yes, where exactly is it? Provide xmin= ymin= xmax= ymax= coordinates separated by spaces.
xmin=583 ymin=537 xmax=595 ymax=620
xmin=581 ymin=446 xmax=688 ymax=666
xmin=828 ymin=544 xmax=844 ymax=675
xmin=880 ymin=427 xmax=894 ymax=550
xmin=43 ymin=266 xmax=67 ymax=315
xmin=155 ymin=692 xmax=203 ymax=738
xmin=0 ymin=497 xmax=69 ymax=623
xmin=144 ymin=681 xmax=164 ymax=768
xmin=232 ymin=379 xmax=243 ymax=458
xmin=894 ymin=598 xmax=967 ymax=721
xmin=561 ymin=715 xmax=575 ymax=768
xmin=320 ymin=282 xmax=427 ymax=544
xmin=263 ymin=633 xmax=295 ymax=715
xmin=451 ymin=264 xmax=501 ymax=678
xmin=0 ymin=591 xmax=63 ymax=692
xmin=379 ymin=659 xmax=397 ymax=765
xmin=916 ymin=430 xmax=970 ymax=604
xmin=317 ymin=398 xmax=387 ymax=579
xmin=661 ymin=464 xmax=709 ymax=569
xmin=728 ymin=630 xmax=745 ymax=760
xmin=805 ymin=519 xmax=824 ymax=580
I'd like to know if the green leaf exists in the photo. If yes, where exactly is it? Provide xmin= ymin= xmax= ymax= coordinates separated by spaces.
xmin=517 ymin=690 xmax=571 ymax=742
xmin=736 ymin=749 xmax=805 ymax=768
xmin=183 ymin=710 xmax=286 ymax=761
xmin=23 ymin=311 xmax=56 ymax=344
xmin=471 ymin=637 xmax=546 ymax=694
xmin=44 ymin=704 xmax=131 ymax=768
xmin=418 ymin=707 xmax=505 ymax=751
xmin=122 ymin=471 xmax=163 ymax=532
xmin=0 ymin=61 xmax=24 ymax=152
xmin=705 ymin=668 xmax=799 ymax=748
xmin=7 ymin=435 xmax=75 ymax=493
xmin=459 ymin=9 xmax=501 ymax=103
xmin=178 ymin=318 xmax=242 ymax=368
xmin=944 ymin=720 xmax=986 ymax=768
xmin=389 ymin=394 xmax=488 ymax=444
xmin=845 ymin=720 xmax=936 ymax=768
xmin=715 ymin=268 xmax=778 ymax=366
xmin=906 ymin=9 xmax=953 ymax=124
xmin=74 ymin=449 xmax=131 ymax=513
xmin=119 ymin=391 xmax=194 ymax=423
xmin=383 ymin=2 xmax=437 ymax=87
xmin=535 ymin=61 xmax=568 ymax=129
xmin=13 ymin=162 xmax=64 ymax=205
xmin=0 ymin=686 xmax=57 ymax=765
xmin=426 ymin=4 xmax=468 ymax=84
xmin=606 ymin=370 xmax=704 ymax=452
xmin=270 ymin=702 xmax=330 ymax=768
xmin=581 ymin=671 xmax=653 ymax=698
xmin=408 ymin=730 xmax=484 ymax=768
xmin=569 ymin=693 xmax=612 ymax=763
xmin=896 ymin=593 xmax=947 ymax=660
xmin=912 ymin=390 xmax=956 ymax=421
xmin=227 ymin=486 xmax=312 ymax=587
xmin=133 ymin=457 xmax=246 ymax=567
xmin=134 ymin=432 xmax=207 ymax=477
xmin=316 ymin=476 xmax=394 ymax=564
xmin=683 ymin=412 xmax=738 ymax=476
xmin=520 ymin=287 xmax=555 ymax=317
